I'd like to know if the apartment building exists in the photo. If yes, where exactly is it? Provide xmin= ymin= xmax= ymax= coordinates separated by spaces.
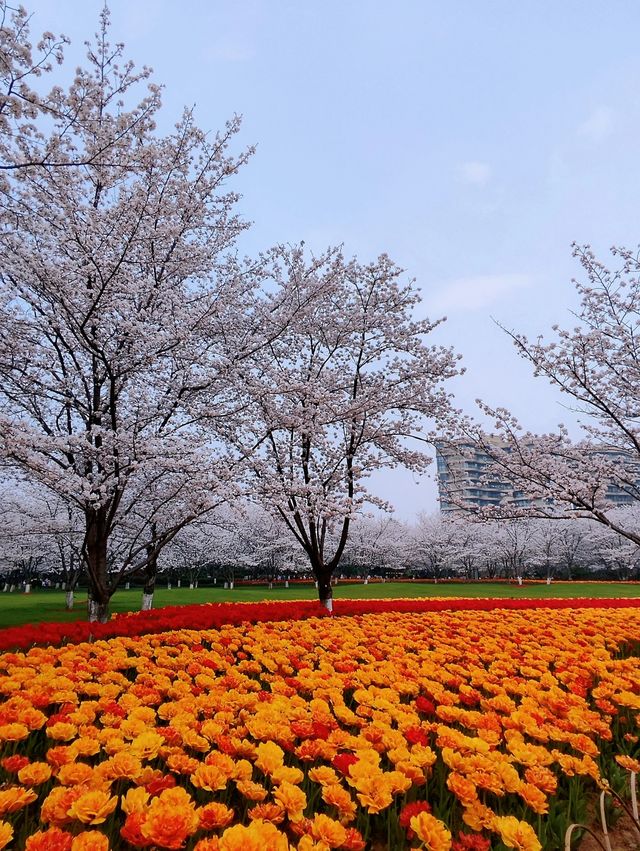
xmin=435 ymin=439 xmax=640 ymax=515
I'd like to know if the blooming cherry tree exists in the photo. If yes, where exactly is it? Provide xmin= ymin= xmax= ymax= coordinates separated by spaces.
xmin=226 ymin=246 xmax=461 ymax=608
xmin=340 ymin=515 xmax=407 ymax=577
xmin=409 ymin=513 xmax=460 ymax=581
xmin=0 ymin=11 xmax=254 ymax=620
xmin=234 ymin=506 xmax=300 ymax=585
xmin=586 ymin=512 xmax=640 ymax=579
xmin=0 ymin=478 xmax=51 ymax=590
xmin=449 ymin=244 xmax=640 ymax=545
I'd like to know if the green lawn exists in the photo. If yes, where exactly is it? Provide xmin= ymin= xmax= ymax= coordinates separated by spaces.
xmin=0 ymin=581 xmax=639 ymax=628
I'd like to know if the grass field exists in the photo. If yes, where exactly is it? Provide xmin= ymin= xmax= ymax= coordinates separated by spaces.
xmin=1 ymin=580 xmax=639 ymax=628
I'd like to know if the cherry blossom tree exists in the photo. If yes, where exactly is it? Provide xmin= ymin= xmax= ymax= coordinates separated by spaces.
xmin=0 ymin=11 xmax=256 ymax=620
xmin=235 ymin=506 xmax=299 ymax=586
xmin=444 ymin=518 xmax=484 ymax=579
xmin=191 ymin=509 xmax=257 ymax=589
xmin=587 ymin=514 xmax=640 ymax=579
xmin=529 ymin=519 xmax=560 ymax=582
xmin=409 ymin=513 xmax=460 ymax=581
xmin=22 ymin=485 xmax=84 ymax=606
xmin=473 ymin=524 xmax=504 ymax=579
xmin=494 ymin=519 xmax=536 ymax=582
xmin=341 ymin=515 xmax=407 ymax=578
xmin=447 ymin=244 xmax=640 ymax=545
xmin=553 ymin=519 xmax=589 ymax=579
xmin=158 ymin=517 xmax=219 ymax=592
xmin=226 ymin=246 xmax=461 ymax=609
xmin=0 ymin=479 xmax=50 ymax=590
xmin=0 ymin=475 xmax=87 ymax=598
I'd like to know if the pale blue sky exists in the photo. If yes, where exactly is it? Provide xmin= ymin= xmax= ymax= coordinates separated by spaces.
xmin=29 ymin=1 xmax=640 ymax=517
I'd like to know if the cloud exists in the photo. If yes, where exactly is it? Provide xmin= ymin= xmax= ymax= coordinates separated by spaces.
xmin=457 ymin=161 xmax=492 ymax=186
xmin=578 ymin=107 xmax=614 ymax=143
xmin=429 ymin=273 xmax=532 ymax=313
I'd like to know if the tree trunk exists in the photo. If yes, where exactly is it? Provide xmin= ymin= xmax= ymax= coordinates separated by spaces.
xmin=140 ymin=528 xmax=157 ymax=611
xmin=84 ymin=507 xmax=111 ymax=622
xmin=87 ymin=596 xmax=109 ymax=623
xmin=65 ymin=589 xmax=74 ymax=610
xmin=315 ymin=568 xmax=333 ymax=612
xmin=141 ymin=571 xmax=155 ymax=612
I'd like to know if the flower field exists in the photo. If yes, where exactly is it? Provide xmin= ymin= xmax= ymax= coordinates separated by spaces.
xmin=3 ymin=595 xmax=640 ymax=653
xmin=0 ymin=606 xmax=639 ymax=850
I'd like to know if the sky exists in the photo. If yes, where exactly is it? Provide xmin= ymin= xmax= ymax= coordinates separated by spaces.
xmin=25 ymin=0 xmax=640 ymax=519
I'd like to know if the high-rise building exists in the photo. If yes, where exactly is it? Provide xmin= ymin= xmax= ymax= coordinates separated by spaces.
xmin=435 ymin=439 xmax=531 ymax=515
xmin=589 ymin=446 xmax=640 ymax=506
xmin=435 ymin=439 xmax=640 ymax=515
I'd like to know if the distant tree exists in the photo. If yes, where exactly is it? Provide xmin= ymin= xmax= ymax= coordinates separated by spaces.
xmin=553 ymin=519 xmax=589 ymax=580
xmin=587 ymin=516 xmax=640 ymax=579
xmin=33 ymin=488 xmax=84 ymax=607
xmin=236 ymin=507 xmax=298 ymax=586
xmin=200 ymin=510 xmax=259 ymax=589
xmin=341 ymin=515 xmax=407 ymax=577
xmin=100 ymin=468 xmax=234 ymax=611
xmin=409 ymin=513 xmax=460 ymax=581
xmin=447 ymin=244 xmax=640 ymax=546
xmin=474 ymin=524 xmax=503 ymax=579
xmin=226 ymin=246 xmax=461 ymax=609
xmin=0 ymin=477 xmax=130 ymax=605
xmin=0 ymin=11 xmax=255 ymax=620
xmin=446 ymin=518 xmax=483 ymax=579
xmin=492 ymin=519 xmax=536 ymax=582
xmin=529 ymin=519 xmax=560 ymax=582
xmin=0 ymin=478 xmax=52 ymax=590
xmin=159 ymin=518 xmax=216 ymax=592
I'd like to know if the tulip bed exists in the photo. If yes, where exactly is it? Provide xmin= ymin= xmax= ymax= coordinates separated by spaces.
xmin=0 ymin=605 xmax=639 ymax=850
xmin=2 ymin=595 xmax=640 ymax=653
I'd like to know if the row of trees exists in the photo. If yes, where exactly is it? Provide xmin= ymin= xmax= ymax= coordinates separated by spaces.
xmin=2 ymin=498 xmax=638 ymax=598
xmin=165 ymin=508 xmax=640 ymax=582
xmin=409 ymin=511 xmax=640 ymax=582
